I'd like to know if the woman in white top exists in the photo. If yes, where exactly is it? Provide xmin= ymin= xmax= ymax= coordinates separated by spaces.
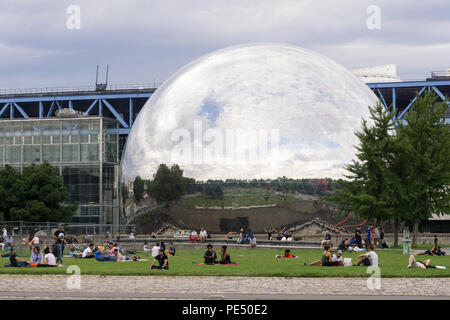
xmin=40 ymin=247 xmax=57 ymax=267
xmin=143 ymin=241 xmax=151 ymax=252
xmin=151 ymin=242 xmax=161 ymax=257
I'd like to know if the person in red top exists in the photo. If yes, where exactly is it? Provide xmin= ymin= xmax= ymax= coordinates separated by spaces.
xmin=276 ymin=249 xmax=298 ymax=258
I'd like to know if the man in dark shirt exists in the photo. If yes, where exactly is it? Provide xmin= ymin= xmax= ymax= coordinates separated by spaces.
xmin=150 ymin=249 xmax=168 ymax=269
xmin=204 ymin=244 xmax=217 ymax=265
xmin=8 ymin=249 xmax=30 ymax=267
xmin=53 ymin=224 xmax=65 ymax=263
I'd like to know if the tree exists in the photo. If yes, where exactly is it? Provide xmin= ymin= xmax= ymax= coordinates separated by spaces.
xmin=0 ymin=163 xmax=77 ymax=222
xmin=395 ymin=91 xmax=450 ymax=247
xmin=148 ymin=164 xmax=187 ymax=204
xmin=326 ymin=102 xmax=400 ymax=240
xmin=205 ymin=184 xmax=223 ymax=200
xmin=133 ymin=176 xmax=145 ymax=203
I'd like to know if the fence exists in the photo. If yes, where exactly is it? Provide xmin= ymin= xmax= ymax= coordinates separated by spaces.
xmin=0 ymin=221 xmax=137 ymax=256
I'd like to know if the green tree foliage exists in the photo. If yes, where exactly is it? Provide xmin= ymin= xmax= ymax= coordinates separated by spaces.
xmin=395 ymin=91 xmax=450 ymax=246
xmin=148 ymin=164 xmax=187 ymax=204
xmin=326 ymin=102 xmax=399 ymax=225
xmin=133 ymin=176 xmax=145 ymax=203
xmin=0 ymin=163 xmax=77 ymax=222
xmin=327 ymin=92 xmax=450 ymax=247
xmin=205 ymin=184 xmax=224 ymax=200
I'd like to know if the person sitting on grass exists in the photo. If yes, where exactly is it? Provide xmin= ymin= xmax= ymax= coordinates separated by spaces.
xmin=332 ymin=250 xmax=344 ymax=266
xmin=37 ymin=247 xmax=57 ymax=267
xmin=97 ymin=242 xmax=105 ymax=253
xmin=166 ymin=243 xmax=176 ymax=256
xmin=150 ymin=249 xmax=168 ymax=269
xmin=94 ymin=246 xmax=117 ymax=262
xmin=2 ymin=242 xmax=16 ymax=258
xmin=219 ymin=246 xmax=233 ymax=264
xmin=30 ymin=246 xmax=44 ymax=265
xmin=305 ymin=244 xmax=336 ymax=266
xmin=204 ymin=244 xmax=217 ymax=265
xmin=143 ymin=241 xmax=151 ymax=252
xmin=276 ymin=249 xmax=298 ymax=258
xmin=82 ymin=243 xmax=95 ymax=259
xmin=353 ymin=245 xmax=378 ymax=267
xmin=416 ymin=245 xmax=446 ymax=256
xmin=5 ymin=249 xmax=30 ymax=267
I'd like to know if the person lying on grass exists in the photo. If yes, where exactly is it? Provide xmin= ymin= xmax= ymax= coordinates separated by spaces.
xmin=305 ymin=244 xmax=337 ymax=266
xmin=276 ymin=249 xmax=298 ymax=259
xmin=115 ymin=248 xmax=139 ymax=262
xmin=407 ymin=255 xmax=446 ymax=269
xmin=150 ymin=249 xmax=168 ymax=270
xmin=5 ymin=249 xmax=30 ymax=267
xmin=416 ymin=245 xmax=446 ymax=256
xmin=204 ymin=244 xmax=218 ymax=265
xmin=353 ymin=245 xmax=378 ymax=267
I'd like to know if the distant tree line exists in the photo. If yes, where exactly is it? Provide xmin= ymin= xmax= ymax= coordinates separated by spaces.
xmin=127 ymin=164 xmax=342 ymax=205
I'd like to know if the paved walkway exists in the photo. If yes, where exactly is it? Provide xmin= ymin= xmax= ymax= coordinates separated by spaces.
xmin=0 ymin=275 xmax=449 ymax=299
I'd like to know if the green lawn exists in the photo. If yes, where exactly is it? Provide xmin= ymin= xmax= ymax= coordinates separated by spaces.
xmin=1 ymin=248 xmax=449 ymax=277
xmin=184 ymin=194 xmax=297 ymax=207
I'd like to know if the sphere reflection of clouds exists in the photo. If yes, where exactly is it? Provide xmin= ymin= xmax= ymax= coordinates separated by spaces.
xmin=121 ymin=43 xmax=379 ymax=181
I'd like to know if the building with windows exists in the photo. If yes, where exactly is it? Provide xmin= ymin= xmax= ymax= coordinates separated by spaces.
xmin=0 ymin=114 xmax=119 ymax=226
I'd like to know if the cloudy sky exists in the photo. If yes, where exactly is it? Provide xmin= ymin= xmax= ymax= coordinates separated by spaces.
xmin=0 ymin=0 xmax=449 ymax=89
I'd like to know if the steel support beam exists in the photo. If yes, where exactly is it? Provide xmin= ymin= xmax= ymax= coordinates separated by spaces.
xmin=398 ymin=86 xmax=427 ymax=120
xmin=0 ymin=103 xmax=10 ymax=117
xmin=12 ymin=102 xmax=29 ymax=118
xmin=102 ymin=99 xmax=129 ymax=128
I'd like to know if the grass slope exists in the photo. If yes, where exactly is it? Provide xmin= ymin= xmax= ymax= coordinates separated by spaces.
xmin=1 ymin=248 xmax=449 ymax=277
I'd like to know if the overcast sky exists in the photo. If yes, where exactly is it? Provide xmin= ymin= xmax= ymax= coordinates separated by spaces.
xmin=0 ymin=0 xmax=449 ymax=89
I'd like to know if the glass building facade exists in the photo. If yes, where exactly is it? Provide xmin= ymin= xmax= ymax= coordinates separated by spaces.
xmin=0 ymin=116 xmax=120 ymax=225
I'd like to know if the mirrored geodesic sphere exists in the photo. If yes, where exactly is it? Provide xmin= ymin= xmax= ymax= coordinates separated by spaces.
xmin=121 ymin=43 xmax=379 ymax=181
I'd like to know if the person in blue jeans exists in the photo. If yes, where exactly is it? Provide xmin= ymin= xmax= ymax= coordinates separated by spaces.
xmin=53 ymin=224 xmax=65 ymax=263
xmin=94 ymin=247 xmax=117 ymax=262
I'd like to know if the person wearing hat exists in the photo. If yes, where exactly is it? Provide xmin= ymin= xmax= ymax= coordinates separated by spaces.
xmin=203 ymin=244 xmax=217 ymax=265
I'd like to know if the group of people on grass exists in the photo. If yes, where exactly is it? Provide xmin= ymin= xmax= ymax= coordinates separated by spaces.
xmin=5 ymin=246 xmax=59 ymax=268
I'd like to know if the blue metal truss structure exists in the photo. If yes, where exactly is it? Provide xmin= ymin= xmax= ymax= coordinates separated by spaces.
xmin=1 ymin=80 xmax=449 ymax=136
xmin=0 ymin=88 xmax=155 ymax=135
xmin=367 ymin=80 xmax=450 ymax=124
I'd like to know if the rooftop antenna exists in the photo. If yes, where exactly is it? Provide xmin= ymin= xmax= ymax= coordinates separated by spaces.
xmin=95 ymin=64 xmax=108 ymax=91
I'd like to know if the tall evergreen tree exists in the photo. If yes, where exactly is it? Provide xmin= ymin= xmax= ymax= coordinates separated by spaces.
xmin=326 ymin=102 xmax=399 ymax=238
xmin=395 ymin=91 xmax=450 ymax=247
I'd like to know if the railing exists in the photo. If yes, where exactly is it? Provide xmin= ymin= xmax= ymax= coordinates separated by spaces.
xmin=430 ymin=70 xmax=450 ymax=78
xmin=0 ymin=82 xmax=162 ymax=96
